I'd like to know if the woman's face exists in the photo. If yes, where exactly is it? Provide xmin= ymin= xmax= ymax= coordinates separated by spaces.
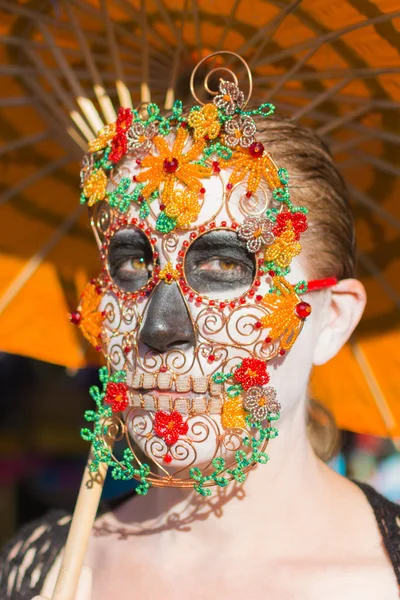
xmin=94 ymin=148 xmax=320 ymax=479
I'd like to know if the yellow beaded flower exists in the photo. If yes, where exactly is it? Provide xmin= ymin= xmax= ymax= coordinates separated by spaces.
xmin=159 ymin=262 xmax=180 ymax=284
xmin=83 ymin=169 xmax=108 ymax=206
xmin=188 ymin=104 xmax=221 ymax=141
xmin=222 ymin=143 xmax=281 ymax=194
xmin=88 ymin=123 xmax=116 ymax=152
xmin=75 ymin=282 xmax=104 ymax=348
xmin=260 ymin=277 xmax=305 ymax=351
xmin=136 ymin=127 xmax=212 ymax=201
xmin=263 ymin=222 xmax=301 ymax=269
xmin=164 ymin=188 xmax=200 ymax=228
xmin=221 ymin=396 xmax=247 ymax=430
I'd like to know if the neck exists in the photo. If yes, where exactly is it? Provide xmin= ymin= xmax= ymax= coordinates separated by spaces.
xmin=106 ymin=394 xmax=337 ymax=556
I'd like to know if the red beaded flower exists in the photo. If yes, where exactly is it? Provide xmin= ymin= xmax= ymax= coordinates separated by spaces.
xmin=153 ymin=411 xmax=189 ymax=446
xmin=116 ymin=107 xmax=133 ymax=133
xmin=234 ymin=358 xmax=270 ymax=391
xmin=273 ymin=211 xmax=307 ymax=241
xmin=104 ymin=382 xmax=129 ymax=413
xmin=110 ymin=131 xmax=128 ymax=163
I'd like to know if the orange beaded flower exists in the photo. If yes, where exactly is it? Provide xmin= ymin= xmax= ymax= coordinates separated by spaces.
xmin=159 ymin=262 xmax=180 ymax=284
xmin=83 ymin=169 xmax=108 ymax=206
xmin=70 ymin=282 xmax=104 ymax=349
xmin=222 ymin=142 xmax=281 ymax=194
xmin=260 ymin=277 xmax=311 ymax=351
xmin=221 ymin=397 xmax=246 ymax=430
xmin=136 ymin=127 xmax=212 ymax=201
xmin=164 ymin=188 xmax=200 ymax=228
xmin=188 ymin=103 xmax=221 ymax=141
xmin=263 ymin=222 xmax=301 ymax=269
xmin=88 ymin=123 xmax=116 ymax=153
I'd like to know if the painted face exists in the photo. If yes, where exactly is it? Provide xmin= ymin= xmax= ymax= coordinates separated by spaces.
xmin=76 ymin=76 xmax=330 ymax=496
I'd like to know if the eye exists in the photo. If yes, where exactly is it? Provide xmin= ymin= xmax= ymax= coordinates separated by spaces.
xmin=184 ymin=230 xmax=256 ymax=298
xmin=108 ymin=228 xmax=154 ymax=293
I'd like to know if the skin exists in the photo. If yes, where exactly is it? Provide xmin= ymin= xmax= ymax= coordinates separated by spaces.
xmin=36 ymin=261 xmax=399 ymax=600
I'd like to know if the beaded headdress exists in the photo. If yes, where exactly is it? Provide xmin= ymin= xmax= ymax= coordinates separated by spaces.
xmin=73 ymin=52 xmax=336 ymax=496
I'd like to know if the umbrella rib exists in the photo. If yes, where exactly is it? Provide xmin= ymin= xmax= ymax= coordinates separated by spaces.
xmin=0 ymin=155 xmax=72 ymax=206
xmin=291 ymin=78 xmax=352 ymax=121
xmin=164 ymin=0 xmax=189 ymax=110
xmin=0 ymin=96 xmax=32 ymax=107
xmin=350 ymin=149 xmax=400 ymax=178
xmin=63 ymin=0 xmax=116 ymax=124
xmin=316 ymin=105 xmax=374 ymax=136
xmin=348 ymin=184 xmax=400 ymax=232
xmin=255 ymin=66 xmax=400 ymax=85
xmin=331 ymin=135 xmax=370 ymax=154
xmin=100 ymin=0 xmax=132 ymax=108
xmin=350 ymin=339 xmax=397 ymax=437
xmin=26 ymin=49 xmax=95 ymax=143
xmin=215 ymin=0 xmax=241 ymax=51
xmin=0 ymin=131 xmax=50 ymax=157
xmin=140 ymin=0 xmax=151 ymax=105
xmin=255 ymin=87 xmax=400 ymax=109
xmin=191 ymin=0 xmax=203 ymax=58
xmin=36 ymin=22 xmax=104 ymax=134
xmin=252 ymin=10 xmax=400 ymax=68
xmin=0 ymin=204 xmax=85 ymax=317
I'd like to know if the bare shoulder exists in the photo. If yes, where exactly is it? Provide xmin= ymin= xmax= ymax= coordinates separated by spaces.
xmin=0 ymin=511 xmax=70 ymax=600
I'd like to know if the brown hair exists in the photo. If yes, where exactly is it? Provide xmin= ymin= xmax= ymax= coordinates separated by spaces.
xmin=258 ymin=117 xmax=356 ymax=460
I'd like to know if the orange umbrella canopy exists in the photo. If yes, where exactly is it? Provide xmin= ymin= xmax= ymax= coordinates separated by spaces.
xmin=0 ymin=0 xmax=399 ymax=438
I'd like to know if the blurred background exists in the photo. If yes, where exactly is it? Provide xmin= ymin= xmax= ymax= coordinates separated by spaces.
xmin=0 ymin=0 xmax=399 ymax=547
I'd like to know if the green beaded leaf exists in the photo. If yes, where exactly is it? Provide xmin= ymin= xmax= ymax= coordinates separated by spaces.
xmin=226 ymin=384 xmax=242 ymax=398
xmin=158 ymin=118 xmax=170 ymax=136
xmin=139 ymin=200 xmax=150 ymax=218
xmin=147 ymin=103 xmax=160 ymax=118
xmin=211 ymin=372 xmax=233 ymax=384
xmin=156 ymin=211 xmax=177 ymax=233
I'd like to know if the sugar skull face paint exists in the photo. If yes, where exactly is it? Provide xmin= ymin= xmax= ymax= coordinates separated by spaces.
xmin=76 ymin=63 xmax=334 ymax=496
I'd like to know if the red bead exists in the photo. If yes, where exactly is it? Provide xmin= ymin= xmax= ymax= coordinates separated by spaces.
xmin=196 ymin=296 xmax=203 ymax=303
xmin=208 ymin=354 xmax=215 ymax=362
xmin=189 ymin=292 xmax=195 ymax=299
xmin=178 ymin=250 xmax=185 ymax=257
xmin=123 ymin=345 xmax=132 ymax=353
xmin=70 ymin=311 xmax=81 ymax=325
xmin=279 ymin=349 xmax=286 ymax=356
xmin=163 ymin=157 xmax=179 ymax=173
xmin=221 ymin=221 xmax=227 ymax=227
xmin=249 ymin=141 xmax=265 ymax=158
xmin=219 ymin=302 xmax=226 ymax=309
xmin=229 ymin=301 xmax=236 ymax=309
xmin=199 ymin=226 xmax=206 ymax=233
xmin=212 ymin=161 xmax=221 ymax=173
xmin=136 ymin=158 xmax=142 ymax=165
xmin=153 ymin=251 xmax=159 ymax=258
xmin=160 ymin=365 xmax=168 ymax=373
xmin=181 ymin=121 xmax=188 ymax=128
xmin=265 ymin=337 xmax=272 ymax=343
xmin=256 ymin=295 xmax=263 ymax=302
xmin=254 ymin=280 xmax=261 ymax=287
xmin=255 ymin=321 xmax=262 ymax=329
xmin=246 ymin=191 xmax=252 ymax=198
xmin=183 ymin=241 xmax=189 ymax=248
xmin=209 ymin=300 xmax=215 ymax=306
xmin=163 ymin=453 xmax=173 ymax=464
xmin=240 ymin=298 xmax=246 ymax=304
xmin=200 ymin=187 xmax=206 ymax=194
xmin=190 ymin=232 xmax=197 ymax=239
xmin=139 ymin=222 xmax=144 ymax=229
xmin=226 ymin=183 xmax=233 ymax=190
xmin=269 ymin=270 xmax=276 ymax=277
xmin=248 ymin=290 xmax=255 ymax=297
xmin=133 ymin=175 xmax=138 ymax=182
xmin=160 ymin=204 xmax=166 ymax=210
xmin=131 ymin=218 xmax=138 ymax=224
xmin=231 ymin=222 xmax=238 ymax=229
xmin=295 ymin=301 xmax=312 ymax=319
xmin=138 ymin=195 xmax=144 ymax=203
xmin=95 ymin=345 xmax=102 ymax=352
xmin=151 ymin=238 xmax=157 ymax=245
xmin=96 ymin=285 xmax=103 ymax=295
xmin=145 ymin=228 xmax=151 ymax=235
xmin=166 ymin=273 xmax=172 ymax=281
xmin=209 ymin=222 xmax=216 ymax=228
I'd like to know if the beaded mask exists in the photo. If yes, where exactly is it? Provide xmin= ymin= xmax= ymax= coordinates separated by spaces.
xmin=74 ymin=53 xmax=336 ymax=496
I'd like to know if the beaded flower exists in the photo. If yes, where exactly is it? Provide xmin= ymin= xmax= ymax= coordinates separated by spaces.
xmin=234 ymin=357 xmax=270 ymax=391
xmin=83 ymin=169 xmax=108 ymax=206
xmin=159 ymin=261 xmax=180 ymax=284
xmin=273 ymin=211 xmax=308 ymax=241
xmin=70 ymin=282 xmax=104 ymax=348
xmin=221 ymin=397 xmax=246 ymax=430
xmin=244 ymin=386 xmax=281 ymax=421
xmin=224 ymin=115 xmax=256 ymax=148
xmin=126 ymin=121 xmax=158 ymax=154
xmin=164 ymin=188 xmax=200 ymax=229
xmin=214 ymin=79 xmax=244 ymax=115
xmin=238 ymin=216 xmax=275 ymax=253
xmin=104 ymin=381 xmax=129 ymax=413
xmin=188 ymin=103 xmax=221 ymax=141
xmin=136 ymin=127 xmax=212 ymax=201
xmin=264 ymin=222 xmax=301 ymax=269
xmin=88 ymin=123 xmax=116 ymax=153
xmin=153 ymin=411 xmax=189 ymax=446
xmin=260 ymin=277 xmax=311 ymax=352
xmin=116 ymin=107 xmax=133 ymax=133
xmin=223 ymin=143 xmax=281 ymax=195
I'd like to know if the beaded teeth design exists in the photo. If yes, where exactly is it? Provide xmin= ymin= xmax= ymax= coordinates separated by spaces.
xmin=75 ymin=51 xmax=337 ymax=496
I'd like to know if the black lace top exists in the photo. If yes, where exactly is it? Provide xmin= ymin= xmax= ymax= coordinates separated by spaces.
xmin=1 ymin=480 xmax=399 ymax=599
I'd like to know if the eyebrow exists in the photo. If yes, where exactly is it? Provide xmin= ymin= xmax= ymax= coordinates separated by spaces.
xmin=190 ymin=230 xmax=247 ymax=251
xmin=109 ymin=228 xmax=149 ymax=249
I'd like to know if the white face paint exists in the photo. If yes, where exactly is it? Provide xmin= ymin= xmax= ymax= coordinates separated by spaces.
xmin=89 ymin=131 xmax=313 ymax=482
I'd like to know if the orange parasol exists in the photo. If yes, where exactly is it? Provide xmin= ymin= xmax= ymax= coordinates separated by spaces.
xmin=0 ymin=0 xmax=399 ymax=438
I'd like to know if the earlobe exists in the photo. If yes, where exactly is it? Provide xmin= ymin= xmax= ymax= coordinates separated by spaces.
xmin=312 ymin=278 xmax=366 ymax=366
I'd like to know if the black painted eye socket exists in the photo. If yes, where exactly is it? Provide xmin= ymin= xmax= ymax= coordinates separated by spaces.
xmin=108 ymin=228 xmax=154 ymax=293
xmin=184 ymin=230 xmax=256 ymax=298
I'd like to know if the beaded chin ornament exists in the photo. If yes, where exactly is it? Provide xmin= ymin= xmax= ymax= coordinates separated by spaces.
xmin=73 ymin=51 xmax=336 ymax=497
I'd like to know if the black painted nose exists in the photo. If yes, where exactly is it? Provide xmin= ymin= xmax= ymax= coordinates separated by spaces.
xmin=139 ymin=281 xmax=196 ymax=353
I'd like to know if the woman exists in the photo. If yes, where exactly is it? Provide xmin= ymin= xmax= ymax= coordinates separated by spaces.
xmin=1 ymin=80 xmax=399 ymax=599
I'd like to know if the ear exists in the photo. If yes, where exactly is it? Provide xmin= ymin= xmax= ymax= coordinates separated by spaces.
xmin=312 ymin=278 xmax=366 ymax=366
